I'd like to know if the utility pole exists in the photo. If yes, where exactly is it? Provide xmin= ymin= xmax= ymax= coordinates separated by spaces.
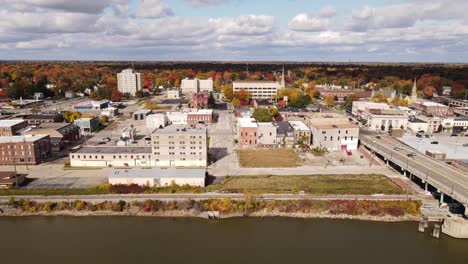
xmin=12 ymin=156 xmax=19 ymax=188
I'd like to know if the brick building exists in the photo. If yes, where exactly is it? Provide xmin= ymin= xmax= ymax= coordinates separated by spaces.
xmin=23 ymin=113 xmax=64 ymax=125
xmin=0 ymin=120 xmax=28 ymax=136
xmin=0 ymin=135 xmax=51 ymax=165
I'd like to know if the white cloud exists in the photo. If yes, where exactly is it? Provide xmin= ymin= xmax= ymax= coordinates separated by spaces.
xmin=319 ymin=6 xmax=336 ymax=18
xmin=0 ymin=0 xmax=122 ymax=13
xmin=184 ymin=0 xmax=230 ymax=7
xmin=136 ymin=0 xmax=173 ymax=19
xmin=288 ymin=13 xmax=329 ymax=32
xmin=211 ymin=15 xmax=275 ymax=35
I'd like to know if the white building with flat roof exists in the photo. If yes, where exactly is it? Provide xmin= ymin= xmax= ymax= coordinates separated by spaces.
xmin=257 ymin=123 xmax=277 ymax=147
xmin=289 ymin=121 xmax=311 ymax=145
xmin=233 ymin=81 xmax=282 ymax=100
xmin=117 ymin=69 xmax=142 ymax=96
xmin=181 ymin=78 xmax=213 ymax=95
xmin=109 ymin=168 xmax=206 ymax=187
xmin=151 ymin=126 xmax=207 ymax=167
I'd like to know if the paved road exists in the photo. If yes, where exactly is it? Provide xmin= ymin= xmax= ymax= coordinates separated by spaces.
xmin=360 ymin=130 xmax=468 ymax=205
xmin=0 ymin=193 xmax=419 ymax=203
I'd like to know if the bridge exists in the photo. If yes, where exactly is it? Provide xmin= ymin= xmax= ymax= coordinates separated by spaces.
xmin=360 ymin=131 xmax=468 ymax=216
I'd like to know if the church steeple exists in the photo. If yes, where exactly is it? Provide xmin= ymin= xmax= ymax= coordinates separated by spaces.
xmin=411 ymin=78 xmax=418 ymax=103
xmin=280 ymin=66 xmax=285 ymax=88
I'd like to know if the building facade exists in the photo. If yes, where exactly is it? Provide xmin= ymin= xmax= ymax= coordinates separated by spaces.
xmin=23 ymin=113 xmax=64 ymax=125
xmin=0 ymin=135 xmax=51 ymax=165
xmin=74 ymin=117 xmax=99 ymax=133
xmin=70 ymin=146 xmax=153 ymax=167
xmin=289 ymin=121 xmax=311 ymax=145
xmin=309 ymin=121 xmax=359 ymax=151
xmin=151 ymin=126 xmax=207 ymax=167
xmin=414 ymin=101 xmax=452 ymax=117
xmin=257 ymin=123 xmax=277 ymax=148
xmin=0 ymin=120 xmax=28 ymax=136
xmin=237 ymin=117 xmax=258 ymax=149
xmin=167 ymin=89 xmax=182 ymax=99
xmin=109 ymin=168 xmax=206 ymax=187
xmin=181 ymin=78 xmax=213 ymax=95
xmin=233 ymin=81 xmax=282 ymax=100
xmin=117 ymin=69 xmax=142 ymax=96
xmin=366 ymin=109 xmax=408 ymax=131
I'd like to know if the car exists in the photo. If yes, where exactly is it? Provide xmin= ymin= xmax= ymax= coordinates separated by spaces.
xmin=371 ymin=140 xmax=376 ymax=143
xmin=102 ymin=137 xmax=111 ymax=142
xmin=407 ymin=152 xmax=417 ymax=157
xmin=394 ymin=147 xmax=403 ymax=151
xmin=375 ymin=136 xmax=381 ymax=139
xmin=416 ymin=134 xmax=422 ymax=138
xmin=430 ymin=141 xmax=439 ymax=144
xmin=463 ymin=143 xmax=468 ymax=147
xmin=451 ymin=133 xmax=458 ymax=137
xmin=98 ymin=141 xmax=106 ymax=145
xmin=424 ymin=135 xmax=430 ymax=138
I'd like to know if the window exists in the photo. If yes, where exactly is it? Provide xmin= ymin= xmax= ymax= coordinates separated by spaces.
xmin=322 ymin=131 xmax=326 ymax=134
xmin=330 ymin=136 xmax=333 ymax=141
xmin=71 ymin=155 xmax=74 ymax=158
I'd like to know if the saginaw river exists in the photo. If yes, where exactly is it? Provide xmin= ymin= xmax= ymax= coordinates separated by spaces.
xmin=1 ymin=217 xmax=467 ymax=264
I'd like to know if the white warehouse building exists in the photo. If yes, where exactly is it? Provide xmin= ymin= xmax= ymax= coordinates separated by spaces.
xmin=109 ymin=168 xmax=206 ymax=187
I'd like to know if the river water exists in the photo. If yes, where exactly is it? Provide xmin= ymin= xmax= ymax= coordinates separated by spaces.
xmin=0 ymin=217 xmax=467 ymax=264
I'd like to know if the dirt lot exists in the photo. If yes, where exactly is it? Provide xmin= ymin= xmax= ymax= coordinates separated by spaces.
xmin=220 ymin=174 xmax=405 ymax=195
xmin=238 ymin=149 xmax=302 ymax=168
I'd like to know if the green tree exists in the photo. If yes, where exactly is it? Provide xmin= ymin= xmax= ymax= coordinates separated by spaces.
xmin=289 ymin=94 xmax=311 ymax=108
xmin=135 ymin=90 xmax=144 ymax=99
xmin=252 ymin=108 xmax=272 ymax=122
xmin=207 ymin=92 xmax=216 ymax=109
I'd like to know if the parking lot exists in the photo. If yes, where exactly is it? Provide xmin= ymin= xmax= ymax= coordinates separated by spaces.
xmin=399 ymin=133 xmax=468 ymax=159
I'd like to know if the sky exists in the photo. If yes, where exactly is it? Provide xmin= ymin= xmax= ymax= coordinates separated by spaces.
xmin=0 ymin=0 xmax=467 ymax=62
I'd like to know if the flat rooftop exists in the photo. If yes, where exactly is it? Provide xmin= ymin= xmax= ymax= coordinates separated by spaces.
xmin=153 ymin=125 xmax=207 ymax=135
xmin=0 ymin=134 xmax=49 ymax=143
xmin=310 ymin=122 xmax=358 ymax=130
xmin=73 ymin=146 xmax=151 ymax=154
xmin=109 ymin=168 xmax=206 ymax=179
xmin=0 ymin=119 xmax=26 ymax=127
xmin=238 ymin=117 xmax=258 ymax=128
xmin=289 ymin=121 xmax=310 ymax=131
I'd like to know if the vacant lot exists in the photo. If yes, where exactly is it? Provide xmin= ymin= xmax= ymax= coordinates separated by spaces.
xmin=239 ymin=149 xmax=302 ymax=168
xmin=221 ymin=174 xmax=405 ymax=195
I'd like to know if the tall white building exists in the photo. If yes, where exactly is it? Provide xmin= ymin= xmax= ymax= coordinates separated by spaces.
xmin=233 ymin=67 xmax=285 ymax=100
xmin=117 ymin=69 xmax=142 ymax=96
xmin=181 ymin=78 xmax=213 ymax=95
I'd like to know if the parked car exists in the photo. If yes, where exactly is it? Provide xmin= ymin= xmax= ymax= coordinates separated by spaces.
xmin=451 ymin=133 xmax=458 ymax=137
xmin=394 ymin=146 xmax=403 ymax=151
xmin=376 ymin=136 xmax=381 ymax=139
xmin=102 ymin=137 xmax=111 ymax=142
xmin=416 ymin=134 xmax=422 ymax=138
xmin=424 ymin=135 xmax=430 ymax=138
xmin=407 ymin=152 xmax=417 ymax=157
xmin=430 ymin=141 xmax=439 ymax=144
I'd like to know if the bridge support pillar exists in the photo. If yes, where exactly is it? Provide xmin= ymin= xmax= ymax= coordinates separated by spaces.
xmin=439 ymin=193 xmax=445 ymax=205
xmin=386 ymin=160 xmax=389 ymax=166
xmin=465 ymin=205 xmax=468 ymax=217
xmin=403 ymin=171 xmax=406 ymax=177
xmin=424 ymin=182 xmax=428 ymax=193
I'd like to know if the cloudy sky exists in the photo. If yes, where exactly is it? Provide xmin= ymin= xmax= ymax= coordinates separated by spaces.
xmin=0 ymin=0 xmax=467 ymax=62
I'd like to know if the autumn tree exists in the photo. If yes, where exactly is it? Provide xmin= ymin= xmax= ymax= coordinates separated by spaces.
xmin=222 ymin=85 xmax=233 ymax=100
xmin=324 ymin=95 xmax=335 ymax=107
xmin=89 ymin=90 xmax=102 ymax=101
xmin=422 ymin=86 xmax=437 ymax=98
xmin=207 ymin=92 xmax=216 ymax=109
xmin=371 ymin=94 xmax=388 ymax=103
xmin=233 ymin=89 xmax=251 ymax=102
xmin=64 ymin=111 xmax=82 ymax=123
xmin=111 ymin=89 xmax=123 ymax=102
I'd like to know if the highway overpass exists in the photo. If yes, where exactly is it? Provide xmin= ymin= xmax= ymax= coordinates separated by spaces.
xmin=360 ymin=131 xmax=468 ymax=215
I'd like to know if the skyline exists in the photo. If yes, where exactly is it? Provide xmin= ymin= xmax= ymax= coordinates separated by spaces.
xmin=0 ymin=0 xmax=467 ymax=62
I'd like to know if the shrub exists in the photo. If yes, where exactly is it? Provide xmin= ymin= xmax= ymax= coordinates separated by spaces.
xmin=109 ymin=184 xmax=147 ymax=194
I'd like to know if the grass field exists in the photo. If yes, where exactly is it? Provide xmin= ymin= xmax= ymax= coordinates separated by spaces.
xmin=220 ymin=174 xmax=405 ymax=195
xmin=239 ymin=149 xmax=302 ymax=168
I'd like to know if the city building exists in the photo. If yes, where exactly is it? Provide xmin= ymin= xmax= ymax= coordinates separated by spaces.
xmin=181 ymin=78 xmax=213 ymax=95
xmin=442 ymin=117 xmax=468 ymax=133
xmin=309 ymin=120 xmax=359 ymax=151
xmin=237 ymin=117 xmax=258 ymax=149
xmin=352 ymin=101 xmax=390 ymax=119
xmin=187 ymin=109 xmax=213 ymax=125
xmin=233 ymin=81 xmax=282 ymax=100
xmin=366 ymin=109 xmax=408 ymax=131
xmin=101 ymin=107 xmax=119 ymax=118
xmin=23 ymin=113 xmax=64 ymax=125
xmin=167 ymin=89 xmax=182 ymax=99
xmin=419 ymin=116 xmax=443 ymax=133
xmin=0 ymin=119 xmax=28 ymax=136
xmin=252 ymin=99 xmax=274 ymax=109
xmin=189 ymin=92 xmax=209 ymax=108
xmin=317 ymin=87 xmax=371 ymax=102
xmin=146 ymin=113 xmax=170 ymax=131
xmin=74 ymin=117 xmax=99 ymax=133
xmin=0 ymin=135 xmax=51 ymax=165
xmin=108 ymin=168 xmax=205 ymax=187
xmin=273 ymin=121 xmax=295 ymax=148
xmin=72 ymin=100 xmax=109 ymax=110
xmin=117 ymin=69 xmax=142 ymax=96
xmin=413 ymin=101 xmax=452 ymax=117
xmin=65 ymin=91 xmax=76 ymax=99
xmin=288 ymin=121 xmax=311 ymax=145
xmin=151 ymin=126 xmax=207 ymax=167
xmin=132 ymin=110 xmax=152 ymax=121
xmin=70 ymin=146 xmax=152 ymax=167
xmin=24 ymin=123 xmax=80 ymax=152
xmin=257 ymin=123 xmax=277 ymax=148
xmin=407 ymin=118 xmax=429 ymax=133
xmin=449 ymin=99 xmax=468 ymax=117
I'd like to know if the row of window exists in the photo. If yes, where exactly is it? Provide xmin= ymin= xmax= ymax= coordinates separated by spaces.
xmin=321 ymin=130 xmax=350 ymax=134
xmin=72 ymin=154 xmax=149 ymax=160
xmin=154 ymin=146 xmax=202 ymax=150
xmin=156 ymin=152 xmax=204 ymax=156
xmin=323 ymin=136 xmax=354 ymax=141
xmin=160 ymin=135 xmax=204 ymax=139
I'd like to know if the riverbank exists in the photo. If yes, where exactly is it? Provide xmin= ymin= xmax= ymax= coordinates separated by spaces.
xmin=0 ymin=198 xmax=422 ymax=222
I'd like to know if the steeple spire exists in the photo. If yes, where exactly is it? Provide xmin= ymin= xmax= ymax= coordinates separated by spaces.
xmin=411 ymin=77 xmax=418 ymax=103
xmin=281 ymin=66 xmax=285 ymax=88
